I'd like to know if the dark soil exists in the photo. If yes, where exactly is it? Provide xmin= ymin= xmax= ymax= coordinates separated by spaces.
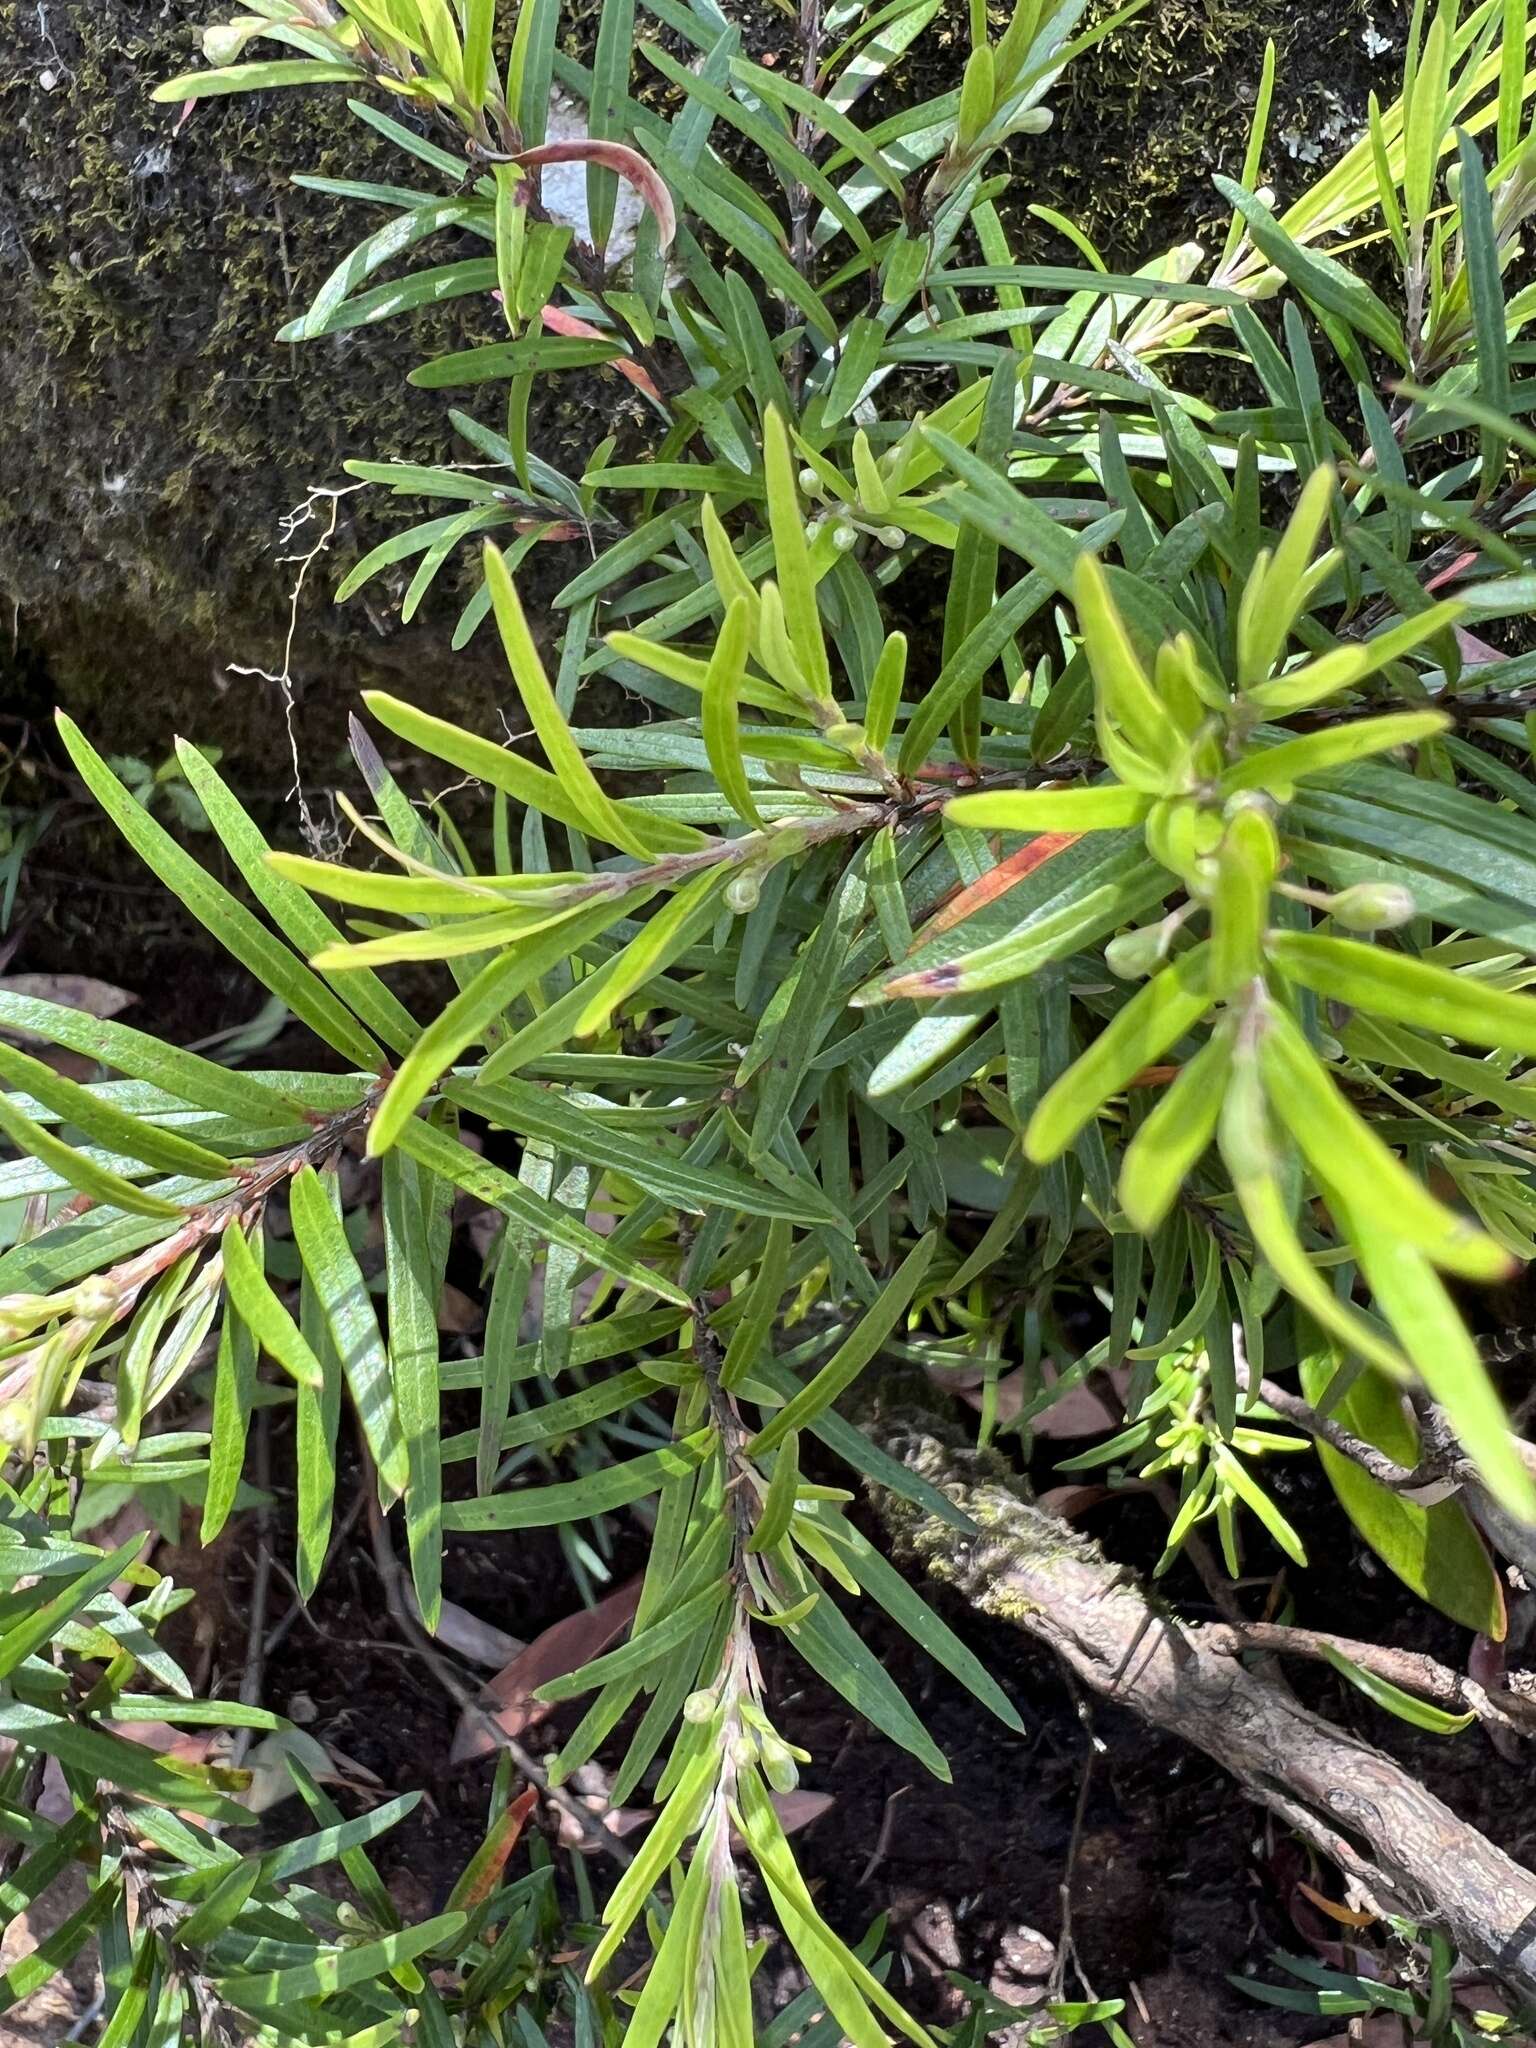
xmin=156 ymin=1321 xmax=1536 ymax=2048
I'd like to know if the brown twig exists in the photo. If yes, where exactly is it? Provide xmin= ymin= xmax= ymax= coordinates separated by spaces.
xmin=1236 ymin=1365 xmax=1469 ymax=1496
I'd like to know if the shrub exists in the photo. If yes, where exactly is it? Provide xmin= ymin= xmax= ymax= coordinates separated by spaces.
xmin=5 ymin=0 xmax=1536 ymax=2039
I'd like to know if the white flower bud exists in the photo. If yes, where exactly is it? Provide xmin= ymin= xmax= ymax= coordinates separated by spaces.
xmin=1330 ymin=883 xmax=1417 ymax=931
xmin=760 ymin=1735 xmax=800 ymax=1793
xmin=832 ymin=523 xmax=859 ymax=551
xmin=1104 ymin=924 xmax=1168 ymax=980
xmin=725 ymin=871 xmax=762 ymax=914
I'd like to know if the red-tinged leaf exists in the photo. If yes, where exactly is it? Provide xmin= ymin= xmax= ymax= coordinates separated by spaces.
xmin=516 ymin=518 xmax=584 ymax=540
xmin=1470 ymin=1632 xmax=1523 ymax=1762
xmin=449 ymin=1786 xmax=539 ymax=1909
xmin=491 ymin=289 xmax=664 ymax=404
xmin=108 ymin=1722 xmax=220 ymax=1768
xmin=541 ymin=303 xmax=663 ymax=401
xmin=1454 ymin=625 xmax=1504 ymax=668
xmin=451 ymin=1577 xmax=643 ymax=1763
xmin=907 ymin=834 xmax=1081 ymax=950
xmin=515 ymin=141 xmax=676 ymax=251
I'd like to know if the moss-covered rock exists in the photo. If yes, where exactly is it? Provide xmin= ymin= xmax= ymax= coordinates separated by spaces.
xmin=1025 ymin=0 xmax=1383 ymax=264
xmin=0 ymin=0 xmax=1387 ymax=776
xmin=0 ymin=0 xmax=649 ymax=772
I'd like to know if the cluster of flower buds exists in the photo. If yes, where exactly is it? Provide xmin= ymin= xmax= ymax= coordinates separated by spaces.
xmin=797 ymin=470 xmax=906 ymax=555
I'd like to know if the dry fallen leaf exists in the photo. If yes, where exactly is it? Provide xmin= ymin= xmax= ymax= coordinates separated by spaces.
xmin=428 ymin=1595 xmax=523 ymax=1672
xmin=927 ymin=1361 xmax=1119 ymax=1439
xmin=452 ymin=1577 xmax=642 ymax=1764
xmin=0 ymin=973 xmax=134 ymax=1027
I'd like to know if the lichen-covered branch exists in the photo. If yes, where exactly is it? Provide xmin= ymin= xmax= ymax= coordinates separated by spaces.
xmin=867 ymin=1417 xmax=1536 ymax=2004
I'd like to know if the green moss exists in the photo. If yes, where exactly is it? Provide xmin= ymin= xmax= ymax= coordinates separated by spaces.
xmin=0 ymin=0 xmax=1389 ymax=775
xmin=0 ymin=0 xmax=634 ymax=771
xmin=1016 ymin=0 xmax=1381 ymax=264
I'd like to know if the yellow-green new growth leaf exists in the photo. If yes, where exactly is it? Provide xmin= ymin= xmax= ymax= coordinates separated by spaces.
xmin=572 ymin=867 xmax=726 ymax=1038
xmin=1209 ymin=803 xmax=1277 ymax=996
xmin=483 ymin=544 xmax=664 ymax=858
xmin=946 ymin=784 xmax=1152 ymax=832
xmin=368 ymin=894 xmax=642 ymax=1154
xmin=1118 ymin=1029 xmax=1233 ymax=1231
xmin=1218 ymin=1048 xmax=1409 ymax=1380
xmin=763 ymin=407 xmax=833 ymax=700
xmin=1220 ymin=710 xmax=1448 ymax=796
xmin=1238 ymin=465 xmax=1336 ymax=686
xmin=151 ymin=59 xmax=365 ymax=100
xmin=1267 ymin=932 xmax=1536 ymax=1055
xmin=864 ymin=631 xmax=908 ymax=754
xmin=220 ymin=1223 xmax=325 ymax=1391
xmin=1247 ymin=599 xmax=1464 ymax=713
xmin=1074 ymin=553 xmax=1186 ymax=774
xmin=1260 ymin=1005 xmax=1512 ymax=1283
xmin=1027 ymin=947 xmax=1213 ymax=1163
xmin=700 ymin=494 xmax=763 ymax=637
xmin=702 ymin=597 xmax=764 ymax=827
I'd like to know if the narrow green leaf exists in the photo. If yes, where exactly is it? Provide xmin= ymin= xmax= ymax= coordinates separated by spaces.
xmin=55 ymin=715 xmax=381 ymax=1071
xmin=1027 ymin=949 xmax=1213 ymax=1163
xmin=289 ymin=1165 xmax=408 ymax=1499
xmin=751 ymin=1233 xmax=936 ymax=1455
xmin=220 ymin=1223 xmax=325 ymax=1392
xmin=1266 ymin=931 xmax=1536 ymax=1056
xmin=383 ymin=1149 xmax=446 ymax=1628
xmin=1318 ymin=1641 xmax=1474 ymax=1734
xmin=396 ymin=1115 xmax=690 ymax=1304
xmin=441 ymin=1430 xmax=714 ymax=1529
xmin=0 ymin=1088 xmax=183 ymax=1219
xmin=0 ymin=1040 xmax=231 ymax=1182
xmin=701 ymin=597 xmax=763 ymax=827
